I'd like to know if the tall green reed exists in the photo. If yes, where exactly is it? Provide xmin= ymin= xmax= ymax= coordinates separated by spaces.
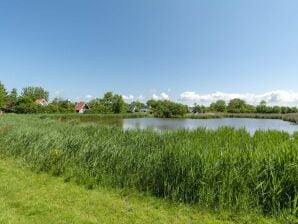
xmin=0 ymin=114 xmax=297 ymax=217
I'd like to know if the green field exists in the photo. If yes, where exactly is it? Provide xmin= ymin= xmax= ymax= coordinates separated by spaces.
xmin=0 ymin=114 xmax=297 ymax=223
xmin=0 ymin=158 xmax=285 ymax=224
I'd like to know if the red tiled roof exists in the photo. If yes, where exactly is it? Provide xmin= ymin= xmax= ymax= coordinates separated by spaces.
xmin=75 ymin=102 xmax=86 ymax=111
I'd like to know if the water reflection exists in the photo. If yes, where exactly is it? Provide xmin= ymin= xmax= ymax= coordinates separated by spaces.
xmin=122 ymin=118 xmax=298 ymax=135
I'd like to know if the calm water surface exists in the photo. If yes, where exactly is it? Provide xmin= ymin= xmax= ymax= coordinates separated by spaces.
xmin=122 ymin=118 xmax=298 ymax=135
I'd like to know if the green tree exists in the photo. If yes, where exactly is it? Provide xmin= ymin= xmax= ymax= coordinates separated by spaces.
xmin=281 ymin=107 xmax=289 ymax=114
xmin=130 ymin=101 xmax=145 ymax=112
xmin=102 ymin=92 xmax=113 ymax=106
xmin=256 ymin=100 xmax=267 ymax=113
xmin=45 ymin=103 xmax=60 ymax=113
xmin=227 ymin=98 xmax=247 ymax=113
xmin=6 ymin=88 xmax=18 ymax=112
xmin=50 ymin=98 xmax=74 ymax=113
xmin=0 ymin=82 xmax=8 ymax=109
xmin=209 ymin=102 xmax=216 ymax=112
xmin=112 ymin=94 xmax=126 ymax=114
xmin=193 ymin=105 xmax=207 ymax=113
xmin=88 ymin=99 xmax=108 ymax=113
xmin=290 ymin=107 xmax=298 ymax=113
xmin=245 ymin=104 xmax=256 ymax=113
xmin=15 ymin=96 xmax=34 ymax=113
xmin=22 ymin=86 xmax=49 ymax=101
xmin=10 ymin=88 xmax=18 ymax=99
xmin=87 ymin=92 xmax=126 ymax=114
xmin=212 ymin=100 xmax=227 ymax=112
xmin=153 ymin=100 xmax=188 ymax=118
xmin=147 ymin=99 xmax=159 ymax=110
xmin=272 ymin=106 xmax=281 ymax=114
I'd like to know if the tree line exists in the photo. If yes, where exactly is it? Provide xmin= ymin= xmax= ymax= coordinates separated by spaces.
xmin=86 ymin=93 xmax=188 ymax=117
xmin=0 ymin=82 xmax=188 ymax=117
xmin=0 ymin=81 xmax=297 ymax=117
xmin=194 ymin=99 xmax=298 ymax=114
xmin=0 ymin=83 xmax=74 ymax=113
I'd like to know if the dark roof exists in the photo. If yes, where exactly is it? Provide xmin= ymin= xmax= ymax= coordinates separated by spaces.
xmin=141 ymin=105 xmax=150 ymax=109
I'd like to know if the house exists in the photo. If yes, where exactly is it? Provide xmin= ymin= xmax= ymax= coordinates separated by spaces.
xmin=35 ymin=99 xmax=48 ymax=106
xmin=75 ymin=102 xmax=90 ymax=114
xmin=188 ymin=107 xmax=195 ymax=113
xmin=140 ymin=105 xmax=150 ymax=113
xmin=128 ymin=105 xmax=137 ymax=113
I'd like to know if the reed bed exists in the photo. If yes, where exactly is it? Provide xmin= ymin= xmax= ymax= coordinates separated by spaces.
xmin=283 ymin=113 xmax=298 ymax=124
xmin=185 ymin=112 xmax=295 ymax=121
xmin=39 ymin=112 xmax=151 ymax=121
xmin=0 ymin=114 xmax=297 ymax=217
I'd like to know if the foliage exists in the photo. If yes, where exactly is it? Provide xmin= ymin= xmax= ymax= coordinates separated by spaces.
xmin=227 ymin=98 xmax=250 ymax=113
xmin=88 ymin=92 xmax=127 ymax=114
xmin=147 ymin=99 xmax=159 ymax=109
xmin=22 ymin=86 xmax=49 ymax=101
xmin=112 ymin=94 xmax=127 ymax=113
xmin=256 ymin=101 xmax=298 ymax=114
xmin=210 ymin=100 xmax=227 ymax=112
xmin=0 ymin=81 xmax=298 ymax=116
xmin=5 ymin=88 xmax=18 ymax=112
xmin=148 ymin=100 xmax=188 ymax=118
xmin=256 ymin=100 xmax=267 ymax=113
xmin=14 ymin=96 xmax=35 ymax=113
xmin=1 ymin=158 xmax=283 ymax=224
xmin=129 ymin=101 xmax=145 ymax=112
xmin=49 ymin=98 xmax=75 ymax=113
xmin=193 ymin=104 xmax=208 ymax=113
xmin=0 ymin=115 xmax=297 ymax=218
xmin=0 ymin=81 xmax=8 ymax=109
xmin=88 ymin=98 xmax=111 ymax=114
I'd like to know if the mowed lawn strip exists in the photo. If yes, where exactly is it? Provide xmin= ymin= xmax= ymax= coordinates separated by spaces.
xmin=0 ymin=158 xmax=281 ymax=224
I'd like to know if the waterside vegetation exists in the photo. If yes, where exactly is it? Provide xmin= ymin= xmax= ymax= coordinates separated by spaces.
xmin=186 ymin=112 xmax=298 ymax=124
xmin=0 ymin=158 xmax=282 ymax=224
xmin=0 ymin=115 xmax=297 ymax=221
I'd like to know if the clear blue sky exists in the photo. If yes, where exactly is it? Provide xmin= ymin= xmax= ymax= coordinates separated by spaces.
xmin=0 ymin=0 xmax=298 ymax=104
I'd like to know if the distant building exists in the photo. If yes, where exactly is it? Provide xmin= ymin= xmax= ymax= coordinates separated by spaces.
xmin=35 ymin=99 xmax=48 ymax=106
xmin=188 ymin=106 xmax=200 ymax=114
xmin=129 ymin=105 xmax=137 ymax=113
xmin=75 ymin=102 xmax=90 ymax=114
xmin=188 ymin=107 xmax=195 ymax=113
xmin=140 ymin=105 xmax=150 ymax=113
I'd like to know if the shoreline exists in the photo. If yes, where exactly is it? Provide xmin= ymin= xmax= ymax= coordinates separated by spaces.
xmin=36 ymin=112 xmax=298 ymax=124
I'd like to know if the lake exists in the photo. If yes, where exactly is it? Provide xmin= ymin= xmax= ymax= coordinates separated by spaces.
xmin=122 ymin=118 xmax=298 ymax=135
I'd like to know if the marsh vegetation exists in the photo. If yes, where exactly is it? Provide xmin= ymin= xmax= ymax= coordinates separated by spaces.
xmin=0 ymin=114 xmax=297 ymax=220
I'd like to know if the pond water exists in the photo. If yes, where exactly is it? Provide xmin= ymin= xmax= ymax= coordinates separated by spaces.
xmin=122 ymin=118 xmax=298 ymax=135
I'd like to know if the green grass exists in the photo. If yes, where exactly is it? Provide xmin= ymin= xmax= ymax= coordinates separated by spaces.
xmin=0 ymin=114 xmax=297 ymax=220
xmin=0 ymin=157 xmax=281 ymax=224
xmin=39 ymin=112 xmax=152 ymax=121
xmin=39 ymin=112 xmax=298 ymax=124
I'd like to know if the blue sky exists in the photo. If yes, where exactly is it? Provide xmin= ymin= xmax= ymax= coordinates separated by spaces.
xmin=0 ymin=0 xmax=298 ymax=105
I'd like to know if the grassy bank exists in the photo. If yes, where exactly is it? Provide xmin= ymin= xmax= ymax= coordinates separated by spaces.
xmin=39 ymin=112 xmax=152 ymax=122
xmin=0 ymin=114 xmax=297 ymax=220
xmin=37 ymin=112 xmax=298 ymax=124
xmin=1 ymin=157 xmax=256 ymax=224
xmin=186 ymin=112 xmax=298 ymax=123
xmin=282 ymin=113 xmax=298 ymax=123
